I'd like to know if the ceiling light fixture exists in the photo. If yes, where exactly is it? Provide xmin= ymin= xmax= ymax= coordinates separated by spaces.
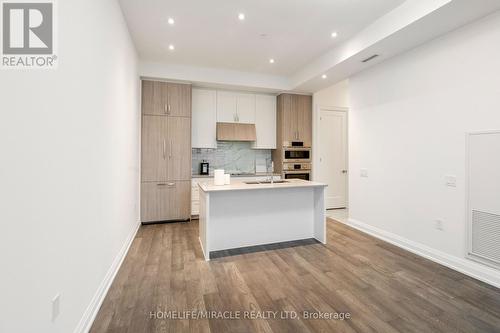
xmin=331 ymin=31 xmax=338 ymax=38
xmin=238 ymin=13 xmax=245 ymax=20
xmin=168 ymin=17 xmax=175 ymax=25
xmin=321 ymin=74 xmax=327 ymax=79
xmin=168 ymin=44 xmax=175 ymax=51
xmin=269 ymin=58 xmax=275 ymax=64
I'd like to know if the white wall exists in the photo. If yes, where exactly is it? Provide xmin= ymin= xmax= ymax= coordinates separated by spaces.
xmin=0 ymin=1 xmax=140 ymax=332
xmin=140 ymin=61 xmax=290 ymax=92
xmin=312 ymin=80 xmax=350 ymax=109
xmin=349 ymin=11 xmax=500 ymax=286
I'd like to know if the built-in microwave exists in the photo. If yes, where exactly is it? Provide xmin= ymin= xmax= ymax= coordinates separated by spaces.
xmin=283 ymin=147 xmax=311 ymax=163
xmin=282 ymin=163 xmax=311 ymax=171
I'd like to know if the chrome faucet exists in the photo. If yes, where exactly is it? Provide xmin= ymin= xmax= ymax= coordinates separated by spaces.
xmin=267 ymin=161 xmax=274 ymax=184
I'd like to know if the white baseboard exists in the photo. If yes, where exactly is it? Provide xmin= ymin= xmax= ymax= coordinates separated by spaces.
xmin=73 ymin=221 xmax=141 ymax=333
xmin=342 ymin=218 xmax=500 ymax=289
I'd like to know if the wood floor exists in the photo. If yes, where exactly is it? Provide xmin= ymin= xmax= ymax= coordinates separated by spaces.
xmin=90 ymin=219 xmax=500 ymax=333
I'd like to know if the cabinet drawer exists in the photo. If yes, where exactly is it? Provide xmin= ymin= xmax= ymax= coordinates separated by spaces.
xmin=141 ymin=181 xmax=190 ymax=222
xmin=191 ymin=200 xmax=199 ymax=216
xmin=191 ymin=187 xmax=200 ymax=201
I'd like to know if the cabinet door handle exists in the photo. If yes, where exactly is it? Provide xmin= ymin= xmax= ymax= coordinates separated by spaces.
xmin=157 ymin=183 xmax=167 ymax=186
xmin=163 ymin=139 xmax=166 ymax=159
xmin=168 ymin=104 xmax=171 ymax=114
xmin=167 ymin=182 xmax=175 ymax=187
xmin=164 ymin=104 xmax=168 ymax=114
xmin=169 ymin=140 xmax=172 ymax=159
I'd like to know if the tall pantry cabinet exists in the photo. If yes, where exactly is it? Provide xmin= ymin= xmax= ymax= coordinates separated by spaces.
xmin=141 ymin=80 xmax=192 ymax=223
xmin=277 ymin=94 xmax=312 ymax=147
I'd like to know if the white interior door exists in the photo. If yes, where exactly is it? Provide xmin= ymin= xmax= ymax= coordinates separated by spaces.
xmin=317 ymin=109 xmax=347 ymax=209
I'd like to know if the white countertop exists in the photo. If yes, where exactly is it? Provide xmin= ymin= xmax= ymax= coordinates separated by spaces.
xmin=192 ymin=172 xmax=281 ymax=179
xmin=198 ymin=179 xmax=327 ymax=192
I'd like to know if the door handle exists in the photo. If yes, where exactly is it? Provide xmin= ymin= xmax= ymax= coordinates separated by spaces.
xmin=168 ymin=104 xmax=171 ymax=114
xmin=169 ymin=140 xmax=172 ymax=159
xmin=167 ymin=182 xmax=175 ymax=187
xmin=163 ymin=139 xmax=166 ymax=159
xmin=164 ymin=104 xmax=168 ymax=114
xmin=342 ymin=170 xmax=348 ymax=174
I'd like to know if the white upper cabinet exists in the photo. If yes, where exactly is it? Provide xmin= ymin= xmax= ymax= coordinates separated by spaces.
xmin=192 ymin=88 xmax=217 ymax=148
xmin=253 ymin=94 xmax=277 ymax=149
xmin=197 ymin=89 xmax=273 ymax=149
xmin=216 ymin=91 xmax=255 ymax=123
xmin=235 ymin=93 xmax=256 ymax=124
xmin=216 ymin=91 xmax=238 ymax=122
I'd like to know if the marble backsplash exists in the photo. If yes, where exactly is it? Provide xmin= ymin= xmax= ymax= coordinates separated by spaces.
xmin=192 ymin=142 xmax=272 ymax=175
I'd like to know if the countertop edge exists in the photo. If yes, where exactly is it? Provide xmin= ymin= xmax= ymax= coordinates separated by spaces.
xmin=198 ymin=180 xmax=327 ymax=193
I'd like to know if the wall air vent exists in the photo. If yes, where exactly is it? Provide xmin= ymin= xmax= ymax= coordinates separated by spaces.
xmin=467 ymin=131 xmax=500 ymax=269
xmin=361 ymin=54 xmax=379 ymax=63
xmin=471 ymin=210 xmax=500 ymax=265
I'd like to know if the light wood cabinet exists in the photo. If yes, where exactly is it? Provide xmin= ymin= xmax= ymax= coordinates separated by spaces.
xmin=167 ymin=117 xmax=191 ymax=180
xmin=276 ymin=94 xmax=312 ymax=146
xmin=297 ymin=95 xmax=312 ymax=147
xmin=142 ymin=80 xmax=191 ymax=117
xmin=167 ymin=83 xmax=191 ymax=117
xmin=281 ymin=94 xmax=298 ymax=144
xmin=216 ymin=122 xmax=256 ymax=141
xmin=141 ymin=116 xmax=168 ymax=182
xmin=273 ymin=94 xmax=312 ymax=174
xmin=141 ymin=181 xmax=190 ymax=222
xmin=142 ymin=81 xmax=165 ymax=116
xmin=141 ymin=80 xmax=192 ymax=223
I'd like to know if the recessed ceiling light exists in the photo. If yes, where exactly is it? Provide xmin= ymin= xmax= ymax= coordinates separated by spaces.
xmin=321 ymin=74 xmax=327 ymax=79
xmin=168 ymin=44 xmax=175 ymax=51
xmin=238 ymin=13 xmax=245 ymax=20
xmin=331 ymin=31 xmax=338 ymax=38
xmin=269 ymin=58 xmax=275 ymax=64
xmin=168 ymin=17 xmax=175 ymax=25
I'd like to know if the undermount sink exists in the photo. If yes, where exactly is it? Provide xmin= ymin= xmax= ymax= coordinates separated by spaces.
xmin=244 ymin=180 xmax=289 ymax=184
xmin=259 ymin=180 xmax=288 ymax=184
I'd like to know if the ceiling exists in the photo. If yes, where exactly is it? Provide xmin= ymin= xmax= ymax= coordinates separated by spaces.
xmin=119 ymin=0 xmax=405 ymax=76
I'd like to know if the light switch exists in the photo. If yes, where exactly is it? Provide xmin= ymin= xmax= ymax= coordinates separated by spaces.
xmin=360 ymin=169 xmax=368 ymax=178
xmin=445 ymin=175 xmax=457 ymax=187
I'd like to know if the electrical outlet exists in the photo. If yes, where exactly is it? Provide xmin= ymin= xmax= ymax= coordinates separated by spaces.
xmin=52 ymin=294 xmax=60 ymax=322
xmin=434 ymin=219 xmax=444 ymax=231
xmin=445 ymin=175 xmax=457 ymax=187
xmin=360 ymin=169 xmax=368 ymax=178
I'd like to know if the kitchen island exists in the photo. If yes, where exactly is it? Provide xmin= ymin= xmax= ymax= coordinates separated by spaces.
xmin=198 ymin=179 xmax=327 ymax=260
